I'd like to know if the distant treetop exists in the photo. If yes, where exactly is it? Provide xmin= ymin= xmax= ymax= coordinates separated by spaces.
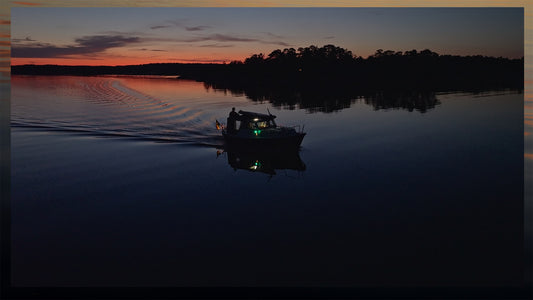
xmin=238 ymin=44 xmax=357 ymax=65
xmin=236 ymin=44 xmax=521 ymax=66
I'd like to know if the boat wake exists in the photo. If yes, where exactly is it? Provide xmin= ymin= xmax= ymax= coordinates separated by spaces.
xmin=11 ymin=76 xmax=227 ymax=147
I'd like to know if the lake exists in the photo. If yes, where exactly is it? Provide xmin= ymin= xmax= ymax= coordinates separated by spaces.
xmin=11 ymin=75 xmax=525 ymax=287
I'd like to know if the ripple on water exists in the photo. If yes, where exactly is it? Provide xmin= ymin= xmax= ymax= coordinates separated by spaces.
xmin=10 ymin=76 xmax=232 ymax=146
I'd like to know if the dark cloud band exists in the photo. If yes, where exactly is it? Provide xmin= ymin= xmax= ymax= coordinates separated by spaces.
xmin=179 ymin=33 xmax=290 ymax=46
xmin=12 ymin=35 xmax=140 ymax=58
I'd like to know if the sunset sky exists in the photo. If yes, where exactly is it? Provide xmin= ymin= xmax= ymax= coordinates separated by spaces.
xmin=10 ymin=7 xmax=523 ymax=66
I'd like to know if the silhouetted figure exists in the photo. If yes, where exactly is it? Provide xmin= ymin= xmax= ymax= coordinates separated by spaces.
xmin=227 ymin=107 xmax=240 ymax=133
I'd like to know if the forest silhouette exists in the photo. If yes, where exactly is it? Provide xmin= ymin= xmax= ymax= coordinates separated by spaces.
xmin=186 ymin=45 xmax=523 ymax=90
xmin=12 ymin=44 xmax=523 ymax=113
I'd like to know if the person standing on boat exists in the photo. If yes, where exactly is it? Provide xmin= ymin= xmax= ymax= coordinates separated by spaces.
xmin=228 ymin=107 xmax=240 ymax=133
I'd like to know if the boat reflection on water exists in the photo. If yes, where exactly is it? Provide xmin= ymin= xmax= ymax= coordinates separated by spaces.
xmin=218 ymin=147 xmax=306 ymax=177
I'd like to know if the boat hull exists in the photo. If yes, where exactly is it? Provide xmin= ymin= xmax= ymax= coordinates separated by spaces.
xmin=222 ymin=132 xmax=306 ymax=150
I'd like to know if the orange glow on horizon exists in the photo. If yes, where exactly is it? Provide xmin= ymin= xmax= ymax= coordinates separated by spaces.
xmin=10 ymin=56 xmax=244 ymax=66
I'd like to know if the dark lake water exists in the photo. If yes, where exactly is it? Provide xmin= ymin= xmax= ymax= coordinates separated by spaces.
xmin=11 ymin=75 xmax=525 ymax=287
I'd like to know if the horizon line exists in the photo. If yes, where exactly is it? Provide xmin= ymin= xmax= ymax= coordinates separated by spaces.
xmin=10 ymin=53 xmax=525 ymax=68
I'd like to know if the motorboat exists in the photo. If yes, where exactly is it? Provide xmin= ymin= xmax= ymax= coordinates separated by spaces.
xmin=218 ymin=110 xmax=305 ymax=150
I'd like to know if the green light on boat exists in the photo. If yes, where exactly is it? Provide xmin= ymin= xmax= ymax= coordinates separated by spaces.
xmin=250 ymin=160 xmax=261 ymax=171
xmin=254 ymin=130 xmax=262 ymax=135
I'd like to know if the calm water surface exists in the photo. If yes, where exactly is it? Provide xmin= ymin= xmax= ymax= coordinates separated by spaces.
xmin=11 ymin=75 xmax=524 ymax=286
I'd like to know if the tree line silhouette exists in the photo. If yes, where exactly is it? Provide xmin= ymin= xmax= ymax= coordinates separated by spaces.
xmin=192 ymin=45 xmax=523 ymax=112
xmin=12 ymin=44 xmax=523 ymax=113
xmin=185 ymin=45 xmax=523 ymax=91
